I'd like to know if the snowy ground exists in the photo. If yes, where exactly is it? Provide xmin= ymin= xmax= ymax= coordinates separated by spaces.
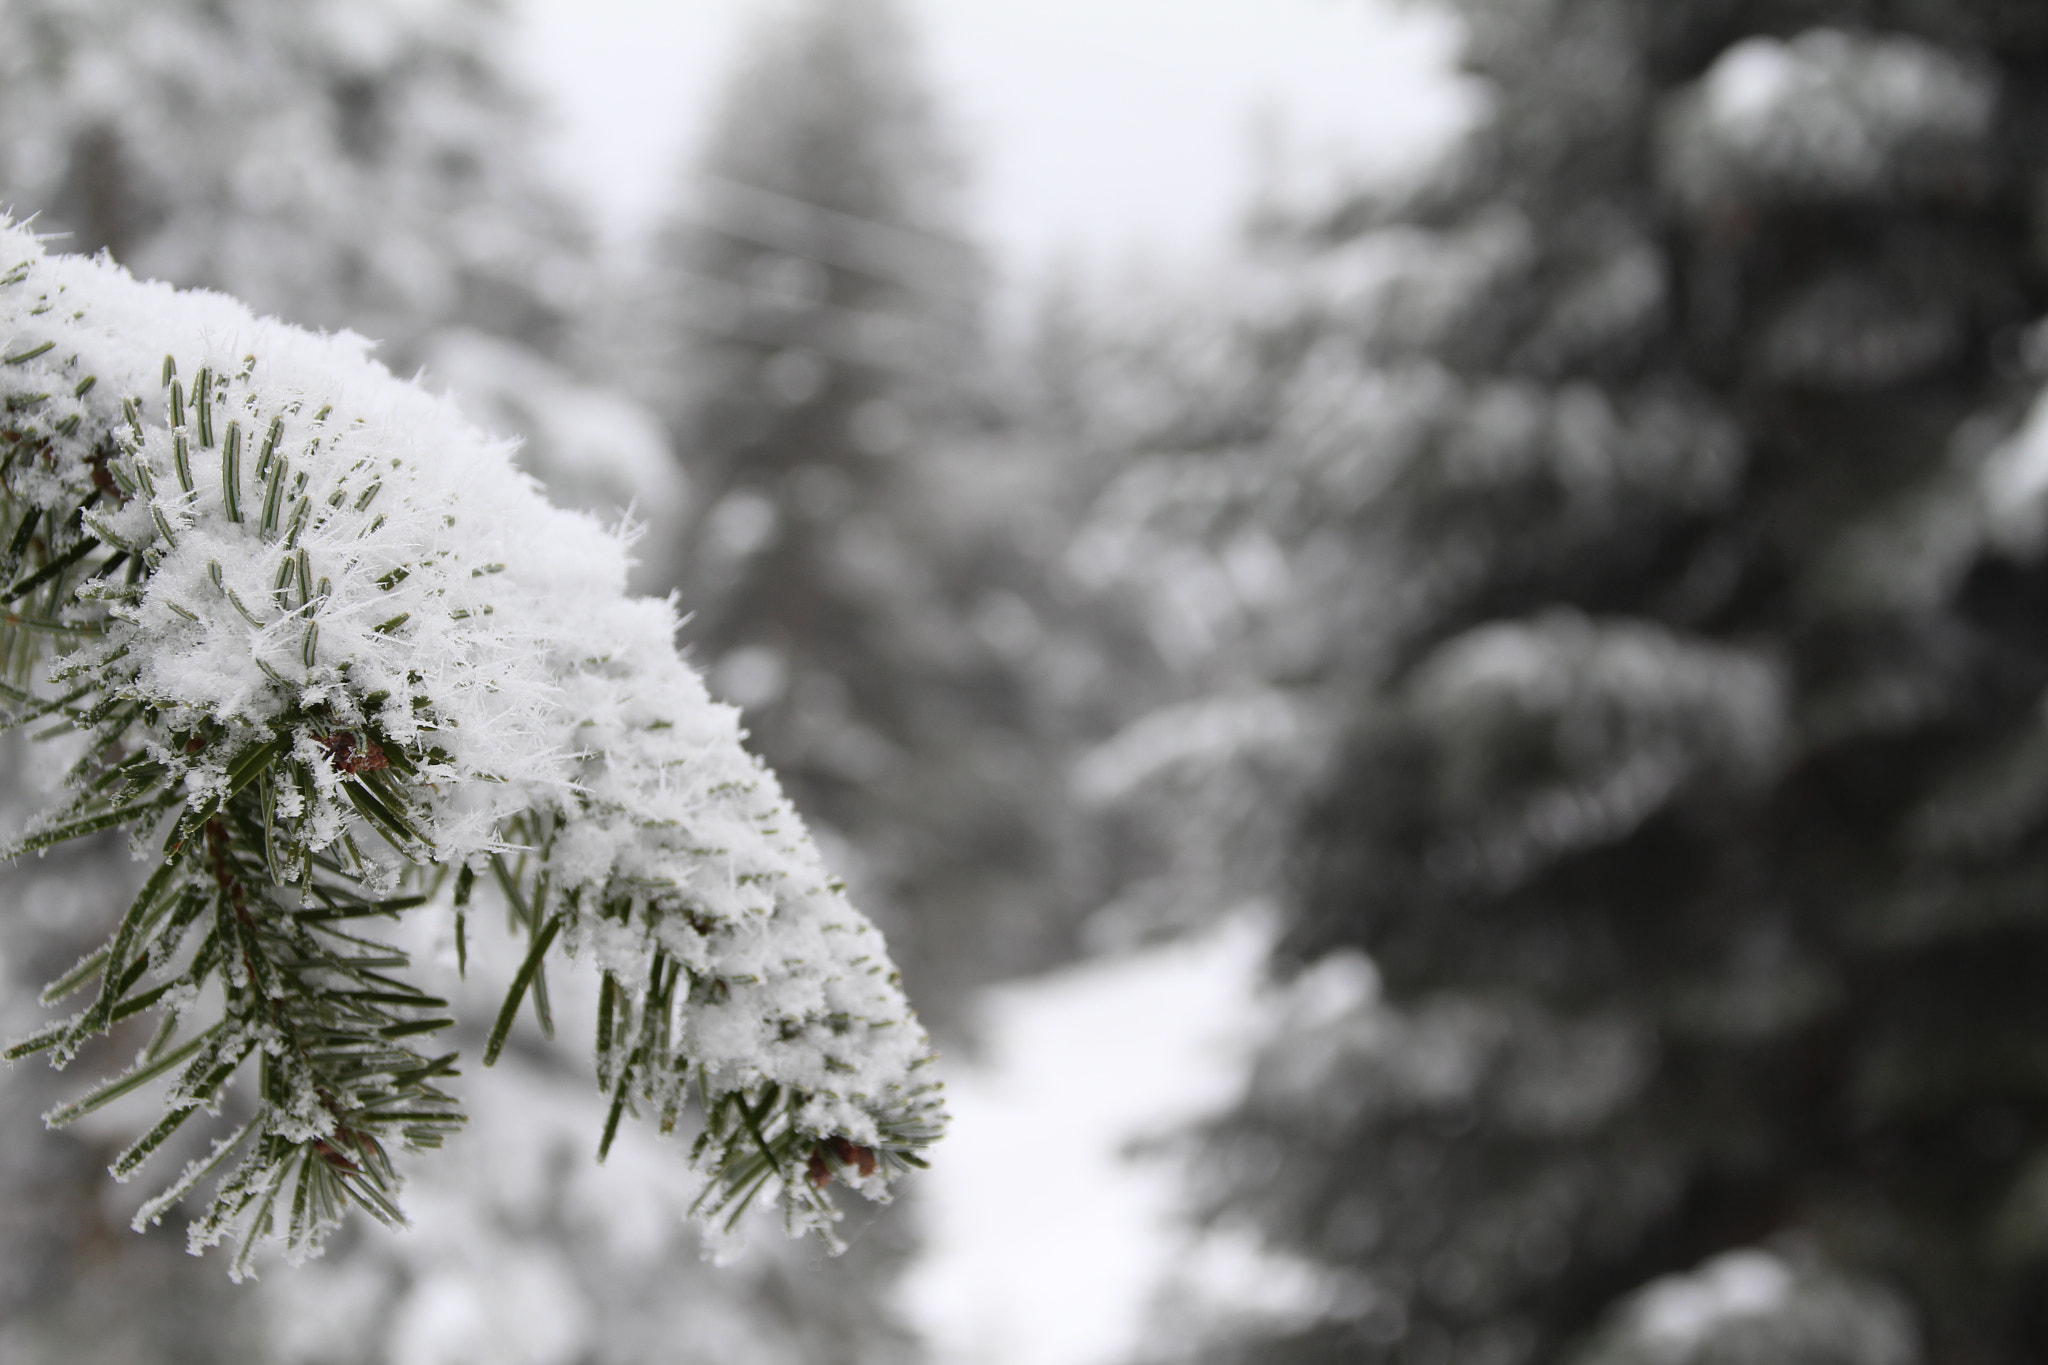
xmin=898 ymin=914 xmax=1278 ymax=1365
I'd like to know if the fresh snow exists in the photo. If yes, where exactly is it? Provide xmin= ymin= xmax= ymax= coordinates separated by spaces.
xmin=1631 ymin=1251 xmax=1794 ymax=1350
xmin=900 ymin=914 xmax=1280 ymax=1365
xmin=0 ymin=221 xmax=940 ymax=1243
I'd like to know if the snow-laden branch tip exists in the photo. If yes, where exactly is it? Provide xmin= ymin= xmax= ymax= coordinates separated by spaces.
xmin=0 ymin=222 xmax=942 ymax=1272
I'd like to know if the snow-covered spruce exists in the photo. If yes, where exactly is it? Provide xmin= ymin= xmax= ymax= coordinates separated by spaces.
xmin=0 ymin=224 xmax=943 ymax=1274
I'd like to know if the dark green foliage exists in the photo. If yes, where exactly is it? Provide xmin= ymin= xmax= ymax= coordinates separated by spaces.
xmin=0 ymin=286 xmax=940 ymax=1279
xmin=1144 ymin=1 xmax=2048 ymax=1362
xmin=1 ymin=440 xmax=460 ymax=1278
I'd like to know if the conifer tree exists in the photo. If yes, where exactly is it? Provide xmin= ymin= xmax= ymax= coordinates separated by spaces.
xmin=1090 ymin=2 xmax=2048 ymax=1361
xmin=0 ymin=0 xmax=581 ymax=366
xmin=648 ymin=0 xmax=1070 ymax=1030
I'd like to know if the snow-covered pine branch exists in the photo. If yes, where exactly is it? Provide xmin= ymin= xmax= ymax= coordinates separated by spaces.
xmin=0 ymin=223 xmax=943 ymax=1276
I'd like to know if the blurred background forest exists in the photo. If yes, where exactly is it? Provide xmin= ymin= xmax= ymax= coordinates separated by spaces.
xmin=10 ymin=0 xmax=2048 ymax=1362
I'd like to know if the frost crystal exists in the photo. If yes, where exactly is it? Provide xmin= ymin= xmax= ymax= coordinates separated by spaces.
xmin=0 ymin=223 xmax=942 ymax=1271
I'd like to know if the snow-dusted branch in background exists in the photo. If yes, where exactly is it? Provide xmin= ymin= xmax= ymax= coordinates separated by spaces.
xmin=0 ymin=224 xmax=943 ymax=1276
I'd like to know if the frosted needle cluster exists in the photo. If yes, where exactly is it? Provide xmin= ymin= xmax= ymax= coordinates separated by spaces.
xmin=0 ymin=223 xmax=943 ymax=1276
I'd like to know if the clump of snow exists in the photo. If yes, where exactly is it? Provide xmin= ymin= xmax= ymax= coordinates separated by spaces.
xmin=1579 ymin=1249 xmax=1918 ymax=1365
xmin=1663 ymin=29 xmax=1995 ymax=209
xmin=1634 ymin=1251 xmax=1793 ymax=1349
xmin=421 ymin=327 xmax=686 ymax=589
xmin=0 ymin=222 xmax=940 ymax=1243
xmin=1407 ymin=611 xmax=1786 ymax=885
xmin=1753 ymin=269 xmax=1963 ymax=390
xmin=1984 ymin=385 xmax=2048 ymax=553
xmin=1074 ymin=691 xmax=1302 ymax=807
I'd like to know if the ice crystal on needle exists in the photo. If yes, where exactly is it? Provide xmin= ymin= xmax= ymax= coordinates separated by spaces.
xmin=0 ymin=223 xmax=942 ymax=1274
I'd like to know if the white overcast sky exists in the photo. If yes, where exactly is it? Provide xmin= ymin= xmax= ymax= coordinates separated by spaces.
xmin=506 ymin=0 xmax=1476 ymax=289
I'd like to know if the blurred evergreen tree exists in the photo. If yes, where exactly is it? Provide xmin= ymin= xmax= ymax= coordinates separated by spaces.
xmin=1094 ymin=2 xmax=2048 ymax=1362
xmin=0 ymin=0 xmax=580 ymax=363
xmin=648 ymin=0 xmax=1078 ymax=1033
